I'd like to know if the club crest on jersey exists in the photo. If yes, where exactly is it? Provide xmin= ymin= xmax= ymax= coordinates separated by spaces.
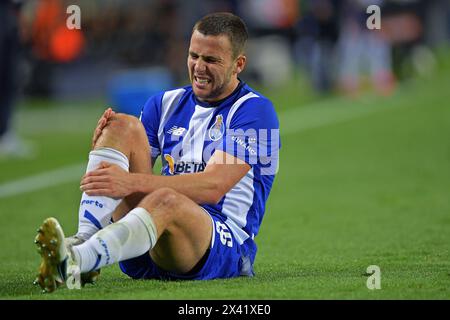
xmin=209 ymin=114 xmax=225 ymax=141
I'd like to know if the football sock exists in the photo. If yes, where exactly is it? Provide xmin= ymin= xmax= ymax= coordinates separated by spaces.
xmin=72 ymin=207 xmax=157 ymax=273
xmin=76 ymin=147 xmax=129 ymax=241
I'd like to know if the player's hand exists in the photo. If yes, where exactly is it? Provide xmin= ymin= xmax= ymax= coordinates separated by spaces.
xmin=80 ymin=162 xmax=134 ymax=198
xmin=92 ymin=108 xmax=115 ymax=149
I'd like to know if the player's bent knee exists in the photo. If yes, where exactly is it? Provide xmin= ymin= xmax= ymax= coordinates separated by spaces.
xmin=140 ymin=188 xmax=180 ymax=212
xmin=105 ymin=114 xmax=142 ymax=136
xmin=95 ymin=114 xmax=145 ymax=150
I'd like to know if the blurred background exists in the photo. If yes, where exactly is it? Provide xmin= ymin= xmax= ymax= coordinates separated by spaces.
xmin=1 ymin=0 xmax=449 ymax=158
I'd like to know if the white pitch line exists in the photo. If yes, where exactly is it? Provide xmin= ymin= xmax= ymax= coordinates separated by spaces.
xmin=0 ymin=163 xmax=85 ymax=199
xmin=0 ymin=96 xmax=400 ymax=199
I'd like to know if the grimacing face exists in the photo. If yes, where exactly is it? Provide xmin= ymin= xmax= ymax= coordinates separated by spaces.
xmin=188 ymin=30 xmax=246 ymax=103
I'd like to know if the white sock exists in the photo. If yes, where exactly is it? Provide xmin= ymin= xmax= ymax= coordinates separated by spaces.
xmin=76 ymin=147 xmax=129 ymax=241
xmin=72 ymin=207 xmax=157 ymax=273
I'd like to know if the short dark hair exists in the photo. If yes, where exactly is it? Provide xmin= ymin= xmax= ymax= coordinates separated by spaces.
xmin=193 ymin=12 xmax=248 ymax=58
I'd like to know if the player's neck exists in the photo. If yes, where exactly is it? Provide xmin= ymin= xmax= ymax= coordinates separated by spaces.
xmin=199 ymin=79 xmax=242 ymax=106
xmin=217 ymin=78 xmax=241 ymax=102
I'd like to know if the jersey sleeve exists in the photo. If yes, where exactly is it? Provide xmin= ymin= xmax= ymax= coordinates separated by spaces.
xmin=219 ymin=97 xmax=280 ymax=175
xmin=139 ymin=92 xmax=164 ymax=159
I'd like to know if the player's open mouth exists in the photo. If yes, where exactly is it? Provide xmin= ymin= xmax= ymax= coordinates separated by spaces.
xmin=194 ymin=76 xmax=211 ymax=86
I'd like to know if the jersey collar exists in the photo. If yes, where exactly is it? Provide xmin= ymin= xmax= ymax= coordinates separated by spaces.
xmin=193 ymin=80 xmax=245 ymax=108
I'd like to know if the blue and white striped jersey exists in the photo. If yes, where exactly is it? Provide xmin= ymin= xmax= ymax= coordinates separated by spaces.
xmin=140 ymin=81 xmax=280 ymax=265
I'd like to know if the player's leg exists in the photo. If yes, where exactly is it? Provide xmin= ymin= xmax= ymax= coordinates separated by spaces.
xmin=34 ymin=114 xmax=153 ymax=292
xmin=140 ymin=188 xmax=213 ymax=274
xmin=94 ymin=113 xmax=152 ymax=220
xmin=71 ymin=187 xmax=212 ymax=276
xmin=94 ymin=113 xmax=151 ymax=174
xmin=34 ymin=188 xmax=214 ymax=292
xmin=74 ymin=113 xmax=151 ymax=242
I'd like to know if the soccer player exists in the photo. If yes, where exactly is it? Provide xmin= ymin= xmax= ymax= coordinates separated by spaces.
xmin=34 ymin=12 xmax=280 ymax=292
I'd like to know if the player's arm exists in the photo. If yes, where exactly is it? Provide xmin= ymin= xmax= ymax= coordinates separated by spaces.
xmin=80 ymin=150 xmax=250 ymax=204
xmin=136 ymin=150 xmax=250 ymax=204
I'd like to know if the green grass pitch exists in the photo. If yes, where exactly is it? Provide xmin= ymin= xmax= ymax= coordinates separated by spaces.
xmin=0 ymin=61 xmax=449 ymax=300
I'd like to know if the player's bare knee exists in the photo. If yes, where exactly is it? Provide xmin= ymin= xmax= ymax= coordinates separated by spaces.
xmin=107 ymin=114 xmax=141 ymax=135
xmin=158 ymin=188 xmax=180 ymax=210
xmin=141 ymin=188 xmax=180 ymax=213
xmin=95 ymin=114 xmax=143 ymax=149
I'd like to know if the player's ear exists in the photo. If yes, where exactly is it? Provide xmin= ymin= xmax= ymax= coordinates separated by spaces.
xmin=234 ymin=54 xmax=246 ymax=75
